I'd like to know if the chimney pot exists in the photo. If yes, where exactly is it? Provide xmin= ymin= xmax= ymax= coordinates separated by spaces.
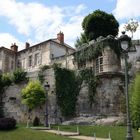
xmin=57 ymin=31 xmax=64 ymax=44
xmin=11 ymin=43 xmax=18 ymax=52
xmin=25 ymin=42 xmax=30 ymax=49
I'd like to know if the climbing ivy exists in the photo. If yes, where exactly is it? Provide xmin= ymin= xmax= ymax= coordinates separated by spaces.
xmin=54 ymin=65 xmax=82 ymax=118
xmin=79 ymin=68 xmax=97 ymax=106
xmin=74 ymin=36 xmax=121 ymax=65
xmin=38 ymin=65 xmax=50 ymax=83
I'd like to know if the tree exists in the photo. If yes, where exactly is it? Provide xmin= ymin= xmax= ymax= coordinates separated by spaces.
xmin=124 ymin=19 xmax=139 ymax=38
xmin=82 ymin=10 xmax=119 ymax=41
xmin=75 ymin=33 xmax=89 ymax=48
xmin=130 ymin=73 xmax=140 ymax=129
xmin=21 ymin=80 xmax=45 ymax=127
xmin=75 ymin=10 xmax=119 ymax=47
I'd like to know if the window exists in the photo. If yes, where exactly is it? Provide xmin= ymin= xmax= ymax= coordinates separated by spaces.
xmin=11 ymin=60 xmax=14 ymax=70
xmin=34 ymin=53 xmax=39 ymax=65
xmin=17 ymin=60 xmax=21 ymax=68
xmin=28 ymin=55 xmax=32 ymax=67
xmin=96 ymin=56 xmax=103 ymax=74
xmin=51 ymin=54 xmax=54 ymax=59
xmin=21 ymin=58 xmax=25 ymax=69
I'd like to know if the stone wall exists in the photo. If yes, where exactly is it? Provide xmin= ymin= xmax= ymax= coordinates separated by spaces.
xmin=77 ymin=72 xmax=124 ymax=117
xmin=3 ymin=69 xmax=59 ymax=124
xmin=3 ymin=69 xmax=125 ymax=124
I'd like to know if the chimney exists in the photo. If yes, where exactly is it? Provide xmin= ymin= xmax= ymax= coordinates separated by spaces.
xmin=11 ymin=43 xmax=18 ymax=52
xmin=57 ymin=31 xmax=64 ymax=44
xmin=25 ymin=42 xmax=30 ymax=49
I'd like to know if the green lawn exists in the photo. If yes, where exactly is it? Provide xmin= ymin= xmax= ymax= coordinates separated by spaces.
xmin=52 ymin=125 xmax=140 ymax=140
xmin=0 ymin=124 xmax=75 ymax=140
xmin=0 ymin=124 xmax=140 ymax=140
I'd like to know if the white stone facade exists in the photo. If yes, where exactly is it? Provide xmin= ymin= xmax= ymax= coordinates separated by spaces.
xmin=0 ymin=32 xmax=75 ymax=73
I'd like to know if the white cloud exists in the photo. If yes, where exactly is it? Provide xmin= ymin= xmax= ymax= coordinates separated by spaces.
xmin=0 ymin=33 xmax=24 ymax=49
xmin=114 ymin=0 xmax=140 ymax=40
xmin=114 ymin=0 xmax=140 ymax=19
xmin=0 ymin=0 xmax=86 ymax=48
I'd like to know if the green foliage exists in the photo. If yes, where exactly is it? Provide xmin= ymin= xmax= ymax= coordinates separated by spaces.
xmin=2 ymin=73 xmax=12 ymax=87
xmin=79 ymin=68 xmax=97 ymax=105
xmin=54 ymin=66 xmax=82 ymax=118
xmin=74 ymin=36 xmax=121 ymax=65
xmin=130 ymin=73 xmax=140 ymax=129
xmin=38 ymin=65 xmax=50 ymax=83
xmin=12 ymin=69 xmax=27 ymax=84
xmin=82 ymin=9 xmax=119 ymax=41
xmin=75 ymin=33 xmax=89 ymax=48
xmin=124 ymin=19 xmax=139 ymax=38
xmin=21 ymin=80 xmax=45 ymax=110
xmin=0 ymin=73 xmax=12 ymax=118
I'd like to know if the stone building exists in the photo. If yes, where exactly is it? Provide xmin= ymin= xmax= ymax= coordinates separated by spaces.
xmin=0 ymin=31 xmax=75 ymax=73
xmin=74 ymin=35 xmax=124 ymax=116
xmin=1 ymin=33 xmax=140 ymax=124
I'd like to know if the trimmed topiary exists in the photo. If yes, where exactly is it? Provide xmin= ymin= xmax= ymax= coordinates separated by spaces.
xmin=0 ymin=118 xmax=16 ymax=130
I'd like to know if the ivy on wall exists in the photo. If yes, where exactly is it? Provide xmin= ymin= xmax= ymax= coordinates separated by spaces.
xmin=54 ymin=65 xmax=82 ymax=118
xmin=79 ymin=68 xmax=97 ymax=106
xmin=38 ymin=65 xmax=50 ymax=83
xmin=74 ymin=36 xmax=121 ymax=65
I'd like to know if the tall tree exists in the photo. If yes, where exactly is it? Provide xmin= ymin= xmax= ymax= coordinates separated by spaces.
xmin=75 ymin=33 xmax=89 ymax=48
xmin=75 ymin=10 xmax=119 ymax=47
xmin=130 ymin=73 xmax=140 ymax=129
xmin=82 ymin=9 xmax=119 ymax=41
xmin=124 ymin=19 xmax=139 ymax=38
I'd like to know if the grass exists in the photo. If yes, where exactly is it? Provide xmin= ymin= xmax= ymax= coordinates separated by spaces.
xmin=52 ymin=125 xmax=140 ymax=140
xmin=0 ymin=124 xmax=75 ymax=140
xmin=0 ymin=124 xmax=140 ymax=140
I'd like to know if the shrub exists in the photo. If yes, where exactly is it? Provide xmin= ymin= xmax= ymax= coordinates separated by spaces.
xmin=2 ymin=73 xmax=12 ymax=86
xmin=12 ymin=69 xmax=27 ymax=84
xmin=0 ymin=118 xmax=16 ymax=130
xmin=33 ymin=116 xmax=40 ymax=126
xmin=21 ymin=80 xmax=45 ymax=110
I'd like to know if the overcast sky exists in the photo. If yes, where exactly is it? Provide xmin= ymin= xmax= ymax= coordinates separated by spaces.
xmin=0 ymin=0 xmax=140 ymax=50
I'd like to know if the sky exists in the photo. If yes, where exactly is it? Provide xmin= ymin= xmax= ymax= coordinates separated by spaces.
xmin=0 ymin=0 xmax=140 ymax=50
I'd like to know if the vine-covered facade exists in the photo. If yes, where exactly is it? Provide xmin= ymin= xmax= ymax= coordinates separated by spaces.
xmin=1 ymin=34 xmax=140 ymax=123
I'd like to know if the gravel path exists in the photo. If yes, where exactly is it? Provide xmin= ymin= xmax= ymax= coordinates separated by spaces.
xmin=41 ymin=130 xmax=109 ymax=140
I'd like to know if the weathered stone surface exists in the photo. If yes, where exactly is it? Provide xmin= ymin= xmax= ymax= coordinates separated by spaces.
xmin=77 ymin=73 xmax=124 ymax=116
xmin=3 ymin=69 xmax=125 ymax=125
xmin=3 ymin=69 xmax=59 ymax=124
xmin=62 ymin=116 xmax=125 ymax=126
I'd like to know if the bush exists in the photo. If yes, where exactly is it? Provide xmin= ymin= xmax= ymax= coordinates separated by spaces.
xmin=33 ymin=116 xmax=40 ymax=126
xmin=0 ymin=118 xmax=16 ymax=130
xmin=2 ymin=73 xmax=12 ymax=86
xmin=12 ymin=69 xmax=27 ymax=84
